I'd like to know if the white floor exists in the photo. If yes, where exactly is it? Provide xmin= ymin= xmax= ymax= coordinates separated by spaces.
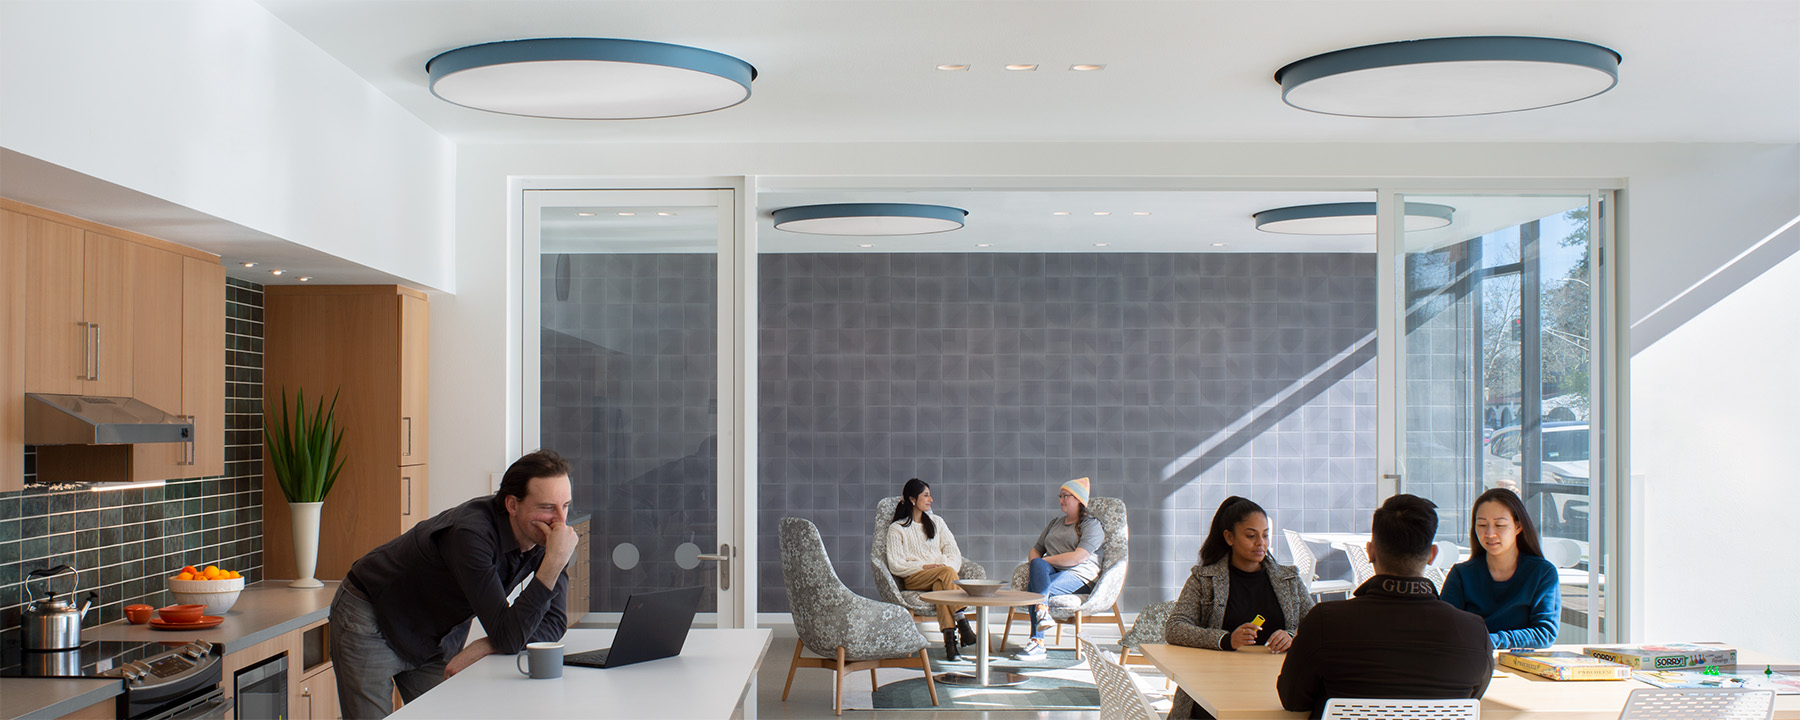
xmin=732 ymin=620 xmax=1167 ymax=720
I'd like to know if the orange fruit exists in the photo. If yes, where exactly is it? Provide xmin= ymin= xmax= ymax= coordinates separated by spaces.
xmin=182 ymin=566 xmax=198 ymax=575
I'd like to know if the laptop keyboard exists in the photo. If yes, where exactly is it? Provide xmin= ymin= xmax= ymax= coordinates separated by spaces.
xmin=567 ymin=648 xmax=610 ymax=666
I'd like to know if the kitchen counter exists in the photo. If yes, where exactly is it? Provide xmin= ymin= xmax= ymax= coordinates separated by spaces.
xmin=3 ymin=581 xmax=337 ymax=720
xmin=0 ymin=677 xmax=120 ymax=720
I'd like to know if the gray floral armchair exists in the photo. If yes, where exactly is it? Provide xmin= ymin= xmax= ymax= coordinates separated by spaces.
xmin=778 ymin=517 xmax=939 ymax=715
xmin=1001 ymin=496 xmax=1131 ymax=647
xmin=869 ymin=496 xmax=988 ymax=619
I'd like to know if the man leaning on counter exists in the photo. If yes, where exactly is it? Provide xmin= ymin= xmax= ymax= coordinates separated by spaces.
xmin=329 ymin=449 xmax=578 ymax=719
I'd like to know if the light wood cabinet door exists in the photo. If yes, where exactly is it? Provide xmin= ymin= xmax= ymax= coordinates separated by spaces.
xmin=184 ymin=257 xmax=226 ymax=477
xmin=1 ymin=210 xmax=25 ymax=492
xmin=398 ymin=293 xmax=428 ymax=467
xmin=82 ymin=232 xmax=135 ymax=396
xmin=127 ymin=243 xmax=186 ymax=481
xmin=23 ymin=215 xmax=85 ymax=394
xmin=399 ymin=464 xmax=428 ymax=533
xmin=297 ymin=666 xmax=339 ymax=720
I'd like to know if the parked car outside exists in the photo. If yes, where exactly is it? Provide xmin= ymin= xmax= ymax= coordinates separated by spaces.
xmin=1483 ymin=421 xmax=1590 ymax=539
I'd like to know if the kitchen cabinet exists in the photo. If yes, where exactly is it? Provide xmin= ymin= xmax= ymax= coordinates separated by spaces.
xmin=1 ymin=210 xmax=25 ymax=492
xmin=2 ymin=198 xmax=225 ymax=488
xmin=567 ymin=518 xmax=592 ymax=627
xmin=221 ymin=618 xmax=337 ymax=720
xmin=263 ymin=285 xmax=430 ymax=581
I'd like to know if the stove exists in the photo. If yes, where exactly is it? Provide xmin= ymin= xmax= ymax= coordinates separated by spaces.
xmin=3 ymin=639 xmax=227 ymax=720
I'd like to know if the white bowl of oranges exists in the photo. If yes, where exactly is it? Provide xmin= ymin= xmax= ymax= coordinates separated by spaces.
xmin=169 ymin=565 xmax=245 ymax=615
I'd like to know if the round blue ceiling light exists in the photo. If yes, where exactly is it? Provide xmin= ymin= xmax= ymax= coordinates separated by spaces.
xmin=426 ymin=38 xmax=756 ymax=119
xmin=1275 ymin=36 xmax=1621 ymax=118
xmin=772 ymin=203 xmax=969 ymax=236
xmin=1253 ymin=202 xmax=1456 ymax=235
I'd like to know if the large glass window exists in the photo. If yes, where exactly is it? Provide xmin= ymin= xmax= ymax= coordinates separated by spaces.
xmin=1397 ymin=194 xmax=1605 ymax=642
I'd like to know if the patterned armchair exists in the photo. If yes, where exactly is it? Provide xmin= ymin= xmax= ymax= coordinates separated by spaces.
xmin=869 ymin=496 xmax=988 ymax=619
xmin=778 ymin=517 xmax=939 ymax=715
xmin=1001 ymin=496 xmax=1131 ymax=647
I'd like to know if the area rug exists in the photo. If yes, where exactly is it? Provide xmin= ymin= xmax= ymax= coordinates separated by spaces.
xmin=839 ymin=647 xmax=1175 ymax=712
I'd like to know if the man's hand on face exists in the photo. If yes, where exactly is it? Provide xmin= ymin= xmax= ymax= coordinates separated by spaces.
xmin=533 ymin=520 xmax=579 ymax=571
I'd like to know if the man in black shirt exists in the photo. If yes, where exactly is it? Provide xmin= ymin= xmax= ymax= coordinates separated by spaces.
xmin=331 ymin=449 xmax=578 ymax=718
xmin=1276 ymin=494 xmax=1494 ymax=717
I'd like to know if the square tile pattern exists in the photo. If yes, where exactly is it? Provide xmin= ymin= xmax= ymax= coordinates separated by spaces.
xmin=543 ymin=252 xmax=1379 ymax=614
xmin=1 ymin=278 xmax=266 ymax=647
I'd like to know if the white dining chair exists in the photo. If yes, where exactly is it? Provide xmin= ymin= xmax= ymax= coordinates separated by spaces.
xmin=1077 ymin=634 xmax=1162 ymax=720
xmin=1617 ymin=687 xmax=1775 ymax=720
xmin=1284 ymin=529 xmax=1354 ymax=600
xmin=1343 ymin=542 xmax=1377 ymax=588
xmin=1322 ymin=697 xmax=1481 ymax=719
xmin=1433 ymin=540 xmax=1462 ymax=570
xmin=1544 ymin=537 xmax=1583 ymax=568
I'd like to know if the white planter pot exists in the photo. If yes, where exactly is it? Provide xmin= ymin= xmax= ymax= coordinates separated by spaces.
xmin=289 ymin=501 xmax=325 ymax=588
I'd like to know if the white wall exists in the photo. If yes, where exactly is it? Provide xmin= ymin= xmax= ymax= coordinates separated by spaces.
xmin=0 ymin=0 xmax=455 ymax=291
xmin=1632 ymin=246 xmax=1800 ymax=659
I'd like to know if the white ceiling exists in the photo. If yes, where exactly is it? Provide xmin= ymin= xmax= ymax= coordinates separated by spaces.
xmin=260 ymin=0 xmax=1800 ymax=145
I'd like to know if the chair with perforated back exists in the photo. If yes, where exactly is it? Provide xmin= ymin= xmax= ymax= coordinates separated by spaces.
xmin=779 ymin=517 xmax=939 ymax=716
xmin=1344 ymin=542 xmax=1377 ymax=588
xmin=1322 ymin=697 xmax=1481 ymax=719
xmin=1285 ymin=529 xmax=1354 ymax=600
xmin=869 ymin=496 xmax=989 ymax=621
xmin=1077 ymin=634 xmax=1161 ymax=720
xmin=1002 ymin=497 xmax=1131 ymax=648
xmin=1617 ymin=688 xmax=1775 ymax=720
xmin=1116 ymin=600 xmax=1174 ymax=690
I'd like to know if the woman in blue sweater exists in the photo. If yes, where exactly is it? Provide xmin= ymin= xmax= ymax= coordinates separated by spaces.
xmin=1439 ymin=488 xmax=1560 ymax=649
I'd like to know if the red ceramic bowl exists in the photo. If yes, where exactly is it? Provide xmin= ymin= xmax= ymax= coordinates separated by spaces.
xmin=124 ymin=604 xmax=153 ymax=624
xmin=157 ymin=604 xmax=207 ymax=624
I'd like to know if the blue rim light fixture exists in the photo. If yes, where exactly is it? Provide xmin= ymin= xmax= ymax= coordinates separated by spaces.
xmin=773 ymin=203 xmax=969 ymax=236
xmin=1254 ymin=202 xmax=1455 ymax=235
xmin=427 ymin=38 xmax=756 ymax=119
xmin=1275 ymin=36 xmax=1620 ymax=118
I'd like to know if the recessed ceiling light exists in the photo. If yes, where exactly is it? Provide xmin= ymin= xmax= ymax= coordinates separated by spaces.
xmin=859 ymin=243 xmax=875 ymax=248
xmin=1094 ymin=242 xmax=1110 ymax=247
xmin=977 ymin=243 xmax=993 ymax=248
xmin=577 ymin=212 xmax=595 ymax=216
xmin=657 ymin=212 xmax=676 ymax=216
xmin=1093 ymin=211 xmax=1111 ymax=216
xmin=270 ymin=270 xmax=285 ymax=276
xmin=773 ymin=203 xmax=968 ymax=236
xmin=1069 ymin=64 xmax=1105 ymax=71
xmin=298 ymin=277 xmax=312 ymax=282
xmin=426 ymin=37 xmax=757 ymax=119
xmin=1275 ymin=36 xmax=1621 ymax=118
xmin=936 ymin=64 xmax=970 ymax=71
xmin=1052 ymin=211 xmax=1071 ymax=216
xmin=241 ymin=262 xmax=256 ymax=268
xmin=617 ymin=212 xmax=635 ymax=216
xmin=1004 ymin=64 xmax=1038 ymax=71
xmin=1132 ymin=211 xmax=1151 ymax=216
xmin=1212 ymin=243 xmax=1229 ymax=247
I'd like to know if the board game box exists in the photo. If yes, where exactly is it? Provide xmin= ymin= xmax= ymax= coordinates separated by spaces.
xmin=1498 ymin=650 xmax=1633 ymax=681
xmin=1582 ymin=643 xmax=1737 ymax=670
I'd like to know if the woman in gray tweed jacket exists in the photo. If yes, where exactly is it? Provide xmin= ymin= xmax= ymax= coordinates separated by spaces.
xmin=1165 ymin=496 xmax=1316 ymax=719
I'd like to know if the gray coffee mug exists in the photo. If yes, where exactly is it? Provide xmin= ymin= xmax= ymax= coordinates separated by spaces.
xmin=516 ymin=642 xmax=564 ymax=679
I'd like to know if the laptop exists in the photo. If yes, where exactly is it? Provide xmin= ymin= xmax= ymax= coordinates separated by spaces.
xmin=563 ymin=585 xmax=703 ymax=669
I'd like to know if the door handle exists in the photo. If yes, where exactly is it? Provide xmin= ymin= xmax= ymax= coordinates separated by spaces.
xmin=697 ymin=543 xmax=731 ymax=591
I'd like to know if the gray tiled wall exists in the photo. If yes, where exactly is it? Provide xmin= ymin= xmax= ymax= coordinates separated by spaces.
xmin=1 ymin=278 xmax=265 ymax=648
xmin=757 ymin=253 xmax=1378 ymax=613
xmin=1402 ymin=243 xmax=1481 ymax=540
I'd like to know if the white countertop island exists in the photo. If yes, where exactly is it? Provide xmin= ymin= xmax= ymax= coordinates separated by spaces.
xmin=389 ymin=628 xmax=772 ymax=719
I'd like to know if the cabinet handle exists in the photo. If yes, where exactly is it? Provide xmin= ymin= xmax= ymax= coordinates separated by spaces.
xmin=403 ymin=416 xmax=412 ymax=457
xmin=182 ymin=416 xmax=195 ymax=466
xmin=80 ymin=322 xmax=93 ymax=380
xmin=92 ymin=323 xmax=101 ymax=381
xmin=403 ymin=476 xmax=412 ymax=516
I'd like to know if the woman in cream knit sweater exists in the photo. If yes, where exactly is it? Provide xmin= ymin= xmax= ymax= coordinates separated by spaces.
xmin=886 ymin=478 xmax=975 ymax=659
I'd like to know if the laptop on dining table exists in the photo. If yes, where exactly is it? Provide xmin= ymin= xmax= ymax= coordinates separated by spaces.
xmin=563 ymin=585 xmax=703 ymax=669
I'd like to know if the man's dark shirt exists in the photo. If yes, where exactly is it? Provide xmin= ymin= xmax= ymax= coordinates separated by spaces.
xmin=344 ymin=496 xmax=567 ymax=666
xmin=1277 ymin=574 xmax=1493 ymax=717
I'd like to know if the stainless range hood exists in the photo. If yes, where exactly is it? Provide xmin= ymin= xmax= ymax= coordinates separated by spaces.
xmin=24 ymin=394 xmax=193 ymax=445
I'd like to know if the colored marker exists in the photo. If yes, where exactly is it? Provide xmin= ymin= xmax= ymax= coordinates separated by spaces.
xmin=1252 ymin=615 xmax=1266 ymax=628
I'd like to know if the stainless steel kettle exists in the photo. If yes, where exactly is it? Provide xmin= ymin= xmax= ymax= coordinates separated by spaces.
xmin=22 ymin=565 xmax=98 ymax=651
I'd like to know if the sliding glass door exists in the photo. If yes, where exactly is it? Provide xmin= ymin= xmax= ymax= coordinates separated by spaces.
xmin=522 ymin=189 xmax=747 ymax=627
xmin=1392 ymin=193 xmax=1609 ymax=642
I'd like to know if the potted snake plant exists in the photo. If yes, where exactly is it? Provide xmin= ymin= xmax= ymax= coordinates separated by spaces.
xmin=264 ymin=387 xmax=346 ymax=588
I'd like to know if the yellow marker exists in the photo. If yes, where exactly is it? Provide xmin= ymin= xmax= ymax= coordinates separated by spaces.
xmin=1252 ymin=615 xmax=1266 ymax=628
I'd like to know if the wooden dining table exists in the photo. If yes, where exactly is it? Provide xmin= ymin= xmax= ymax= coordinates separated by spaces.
xmin=1137 ymin=643 xmax=1800 ymax=719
